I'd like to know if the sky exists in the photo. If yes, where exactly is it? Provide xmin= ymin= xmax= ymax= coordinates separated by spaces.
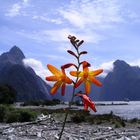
xmin=0 ymin=0 xmax=140 ymax=80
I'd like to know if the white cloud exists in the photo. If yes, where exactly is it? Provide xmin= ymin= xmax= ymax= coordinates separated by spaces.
xmin=55 ymin=0 xmax=138 ymax=45
xmin=97 ymin=60 xmax=114 ymax=77
xmin=43 ymin=28 xmax=103 ymax=43
xmin=5 ymin=0 xmax=30 ymax=17
xmin=100 ymin=61 xmax=114 ymax=71
xmin=23 ymin=58 xmax=50 ymax=81
xmin=23 ymin=0 xmax=29 ymax=5
xmin=32 ymin=15 xmax=63 ymax=24
xmin=59 ymin=10 xmax=85 ymax=29
xmin=59 ymin=0 xmax=124 ymax=30
xmin=11 ymin=0 xmax=130 ymax=44
xmin=41 ymin=28 xmax=73 ymax=42
xmin=6 ymin=3 xmax=21 ymax=17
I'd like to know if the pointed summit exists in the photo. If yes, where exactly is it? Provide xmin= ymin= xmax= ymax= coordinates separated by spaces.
xmin=10 ymin=45 xmax=22 ymax=53
xmin=9 ymin=45 xmax=25 ymax=60
xmin=113 ymin=59 xmax=130 ymax=72
xmin=0 ymin=46 xmax=25 ymax=64
xmin=114 ymin=60 xmax=129 ymax=67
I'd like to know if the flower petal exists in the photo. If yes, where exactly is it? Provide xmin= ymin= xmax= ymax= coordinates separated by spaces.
xmin=75 ymin=77 xmax=84 ymax=88
xmin=82 ymin=61 xmax=89 ymax=73
xmin=84 ymin=103 xmax=88 ymax=111
xmin=51 ymin=81 xmax=62 ymax=94
xmin=46 ymin=76 xmax=59 ymax=81
xmin=61 ymin=83 xmax=66 ymax=96
xmin=89 ymin=76 xmax=102 ymax=86
xmin=65 ymin=76 xmax=73 ymax=84
xmin=90 ymin=69 xmax=103 ymax=76
xmin=84 ymin=80 xmax=90 ymax=94
xmin=89 ymin=102 xmax=97 ymax=112
xmin=47 ymin=64 xmax=61 ymax=76
xmin=70 ymin=71 xmax=82 ymax=77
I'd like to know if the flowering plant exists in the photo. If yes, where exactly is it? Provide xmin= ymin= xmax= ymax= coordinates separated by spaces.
xmin=45 ymin=35 xmax=103 ymax=139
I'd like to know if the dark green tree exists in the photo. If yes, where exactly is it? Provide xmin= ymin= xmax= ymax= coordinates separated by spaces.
xmin=0 ymin=84 xmax=17 ymax=104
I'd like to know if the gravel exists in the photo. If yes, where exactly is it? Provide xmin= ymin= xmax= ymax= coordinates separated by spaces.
xmin=0 ymin=114 xmax=140 ymax=140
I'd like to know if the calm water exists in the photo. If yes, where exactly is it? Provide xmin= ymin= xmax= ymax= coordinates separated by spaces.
xmin=47 ymin=101 xmax=140 ymax=120
xmin=93 ymin=101 xmax=140 ymax=120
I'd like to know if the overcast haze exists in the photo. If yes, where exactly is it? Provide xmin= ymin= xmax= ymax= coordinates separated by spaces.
xmin=0 ymin=0 xmax=140 ymax=80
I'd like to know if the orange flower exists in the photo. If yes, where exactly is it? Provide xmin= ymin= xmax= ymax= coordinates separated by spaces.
xmin=70 ymin=61 xmax=103 ymax=94
xmin=45 ymin=64 xmax=72 ymax=95
xmin=75 ymin=93 xmax=97 ymax=112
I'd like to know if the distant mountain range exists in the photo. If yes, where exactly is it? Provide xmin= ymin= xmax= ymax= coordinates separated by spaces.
xmin=0 ymin=46 xmax=140 ymax=101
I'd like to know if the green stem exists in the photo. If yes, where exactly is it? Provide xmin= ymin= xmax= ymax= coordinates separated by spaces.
xmin=58 ymin=44 xmax=81 ymax=140
xmin=58 ymin=87 xmax=76 ymax=140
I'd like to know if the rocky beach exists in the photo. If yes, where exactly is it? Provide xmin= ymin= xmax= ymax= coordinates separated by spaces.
xmin=0 ymin=113 xmax=140 ymax=140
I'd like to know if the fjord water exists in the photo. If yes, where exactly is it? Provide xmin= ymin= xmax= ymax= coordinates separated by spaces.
xmin=93 ymin=101 xmax=140 ymax=120
xmin=47 ymin=101 xmax=140 ymax=120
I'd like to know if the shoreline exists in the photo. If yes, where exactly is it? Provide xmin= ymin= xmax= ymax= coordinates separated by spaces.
xmin=16 ymin=103 xmax=140 ymax=120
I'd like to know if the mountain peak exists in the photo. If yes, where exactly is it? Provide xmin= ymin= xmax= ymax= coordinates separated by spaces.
xmin=113 ymin=60 xmax=130 ymax=69
xmin=9 ymin=46 xmax=25 ymax=58
xmin=0 ymin=46 xmax=25 ymax=64
xmin=10 ymin=45 xmax=21 ymax=53
xmin=114 ymin=59 xmax=127 ymax=65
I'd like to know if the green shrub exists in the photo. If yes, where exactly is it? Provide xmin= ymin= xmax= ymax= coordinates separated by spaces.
xmin=129 ymin=118 xmax=138 ymax=123
xmin=5 ymin=111 xmax=20 ymax=123
xmin=18 ymin=109 xmax=36 ymax=122
xmin=0 ymin=105 xmax=8 ymax=122
xmin=0 ymin=105 xmax=37 ymax=123
xmin=71 ymin=114 xmax=85 ymax=123
xmin=114 ymin=120 xmax=125 ymax=128
xmin=71 ymin=110 xmax=89 ymax=123
xmin=86 ymin=113 xmax=126 ymax=127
